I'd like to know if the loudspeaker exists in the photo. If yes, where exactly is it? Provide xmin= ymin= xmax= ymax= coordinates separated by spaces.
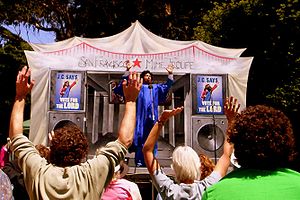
xmin=48 ymin=111 xmax=85 ymax=133
xmin=192 ymin=116 xmax=227 ymax=160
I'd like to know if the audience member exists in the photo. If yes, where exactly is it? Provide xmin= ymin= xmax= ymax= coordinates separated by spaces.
xmin=202 ymin=101 xmax=300 ymax=200
xmin=114 ymin=61 xmax=174 ymax=167
xmin=142 ymin=104 xmax=235 ymax=199
xmin=101 ymin=160 xmax=142 ymax=200
xmin=0 ymin=168 xmax=13 ymax=200
xmin=3 ymin=143 xmax=52 ymax=200
xmin=155 ymin=153 xmax=217 ymax=200
xmin=0 ymin=133 xmax=9 ymax=168
xmin=8 ymin=66 xmax=142 ymax=199
xmin=48 ymin=120 xmax=88 ymax=167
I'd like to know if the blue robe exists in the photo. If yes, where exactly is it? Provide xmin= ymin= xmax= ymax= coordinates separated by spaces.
xmin=114 ymin=75 xmax=173 ymax=166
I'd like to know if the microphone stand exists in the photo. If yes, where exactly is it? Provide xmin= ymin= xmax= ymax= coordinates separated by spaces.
xmin=149 ymin=84 xmax=155 ymax=121
xmin=211 ymin=94 xmax=217 ymax=164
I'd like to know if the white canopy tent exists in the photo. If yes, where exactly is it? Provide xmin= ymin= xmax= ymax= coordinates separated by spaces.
xmin=30 ymin=20 xmax=246 ymax=56
xmin=25 ymin=20 xmax=253 ymax=145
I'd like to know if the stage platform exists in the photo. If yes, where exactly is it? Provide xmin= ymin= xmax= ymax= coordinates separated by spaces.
xmin=87 ymin=132 xmax=175 ymax=168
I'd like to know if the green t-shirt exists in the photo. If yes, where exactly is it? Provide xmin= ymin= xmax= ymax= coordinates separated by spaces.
xmin=202 ymin=168 xmax=300 ymax=200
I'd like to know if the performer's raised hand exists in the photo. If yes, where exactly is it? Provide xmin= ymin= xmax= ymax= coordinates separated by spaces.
xmin=166 ymin=63 xmax=174 ymax=74
xmin=122 ymin=72 xmax=142 ymax=102
xmin=124 ymin=60 xmax=133 ymax=71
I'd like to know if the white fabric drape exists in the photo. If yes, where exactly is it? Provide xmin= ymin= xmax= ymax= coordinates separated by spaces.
xmin=25 ymin=20 xmax=253 ymax=144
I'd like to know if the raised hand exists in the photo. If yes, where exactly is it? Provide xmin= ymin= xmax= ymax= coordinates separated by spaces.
xmin=122 ymin=72 xmax=142 ymax=102
xmin=158 ymin=106 xmax=184 ymax=124
xmin=9 ymin=66 xmax=35 ymax=138
xmin=143 ymin=106 xmax=183 ymax=174
xmin=224 ymin=96 xmax=240 ymax=123
xmin=166 ymin=63 xmax=174 ymax=74
xmin=124 ymin=60 xmax=133 ymax=71
xmin=16 ymin=66 xmax=35 ymax=100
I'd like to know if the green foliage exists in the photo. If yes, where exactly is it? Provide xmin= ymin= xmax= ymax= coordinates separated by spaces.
xmin=193 ymin=0 xmax=300 ymax=113
xmin=193 ymin=0 xmax=263 ymax=44
xmin=266 ymin=63 xmax=300 ymax=112
xmin=0 ymin=0 xmax=214 ymax=41
xmin=0 ymin=27 xmax=32 ymax=133
xmin=0 ymin=0 xmax=214 ymax=133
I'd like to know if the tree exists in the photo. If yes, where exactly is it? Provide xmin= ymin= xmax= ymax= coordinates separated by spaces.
xmin=0 ymin=0 xmax=214 ymax=134
xmin=193 ymin=0 xmax=300 ymax=110
xmin=0 ymin=0 xmax=215 ymax=41
xmin=0 ymin=27 xmax=32 ymax=134
xmin=194 ymin=0 xmax=300 ymax=168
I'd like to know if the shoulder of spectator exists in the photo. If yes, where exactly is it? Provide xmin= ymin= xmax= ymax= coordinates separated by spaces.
xmin=9 ymin=134 xmax=25 ymax=143
xmin=95 ymin=140 xmax=128 ymax=156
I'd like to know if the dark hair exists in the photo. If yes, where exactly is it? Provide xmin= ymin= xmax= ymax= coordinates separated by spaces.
xmin=140 ymin=70 xmax=153 ymax=80
xmin=49 ymin=120 xmax=88 ymax=167
xmin=204 ymin=84 xmax=212 ymax=91
xmin=63 ymin=81 xmax=69 ymax=87
xmin=227 ymin=105 xmax=296 ymax=169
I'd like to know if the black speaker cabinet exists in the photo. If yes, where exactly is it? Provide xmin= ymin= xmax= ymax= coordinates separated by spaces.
xmin=48 ymin=111 xmax=85 ymax=133
xmin=192 ymin=116 xmax=227 ymax=160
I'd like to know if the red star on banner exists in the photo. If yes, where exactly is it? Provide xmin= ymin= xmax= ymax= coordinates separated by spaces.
xmin=133 ymin=58 xmax=141 ymax=68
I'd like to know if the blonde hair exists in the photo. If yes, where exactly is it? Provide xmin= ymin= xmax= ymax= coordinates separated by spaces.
xmin=171 ymin=146 xmax=201 ymax=182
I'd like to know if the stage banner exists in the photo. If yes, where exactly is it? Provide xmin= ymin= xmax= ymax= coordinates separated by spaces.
xmin=193 ymin=75 xmax=226 ymax=115
xmin=50 ymin=71 xmax=85 ymax=111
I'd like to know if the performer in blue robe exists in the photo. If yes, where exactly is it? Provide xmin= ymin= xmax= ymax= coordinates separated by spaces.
xmin=114 ymin=62 xmax=174 ymax=166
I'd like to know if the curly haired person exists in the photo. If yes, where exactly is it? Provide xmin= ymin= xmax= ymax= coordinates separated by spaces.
xmin=48 ymin=120 xmax=87 ymax=167
xmin=202 ymin=103 xmax=300 ymax=200
xmin=9 ymin=66 xmax=142 ymax=200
